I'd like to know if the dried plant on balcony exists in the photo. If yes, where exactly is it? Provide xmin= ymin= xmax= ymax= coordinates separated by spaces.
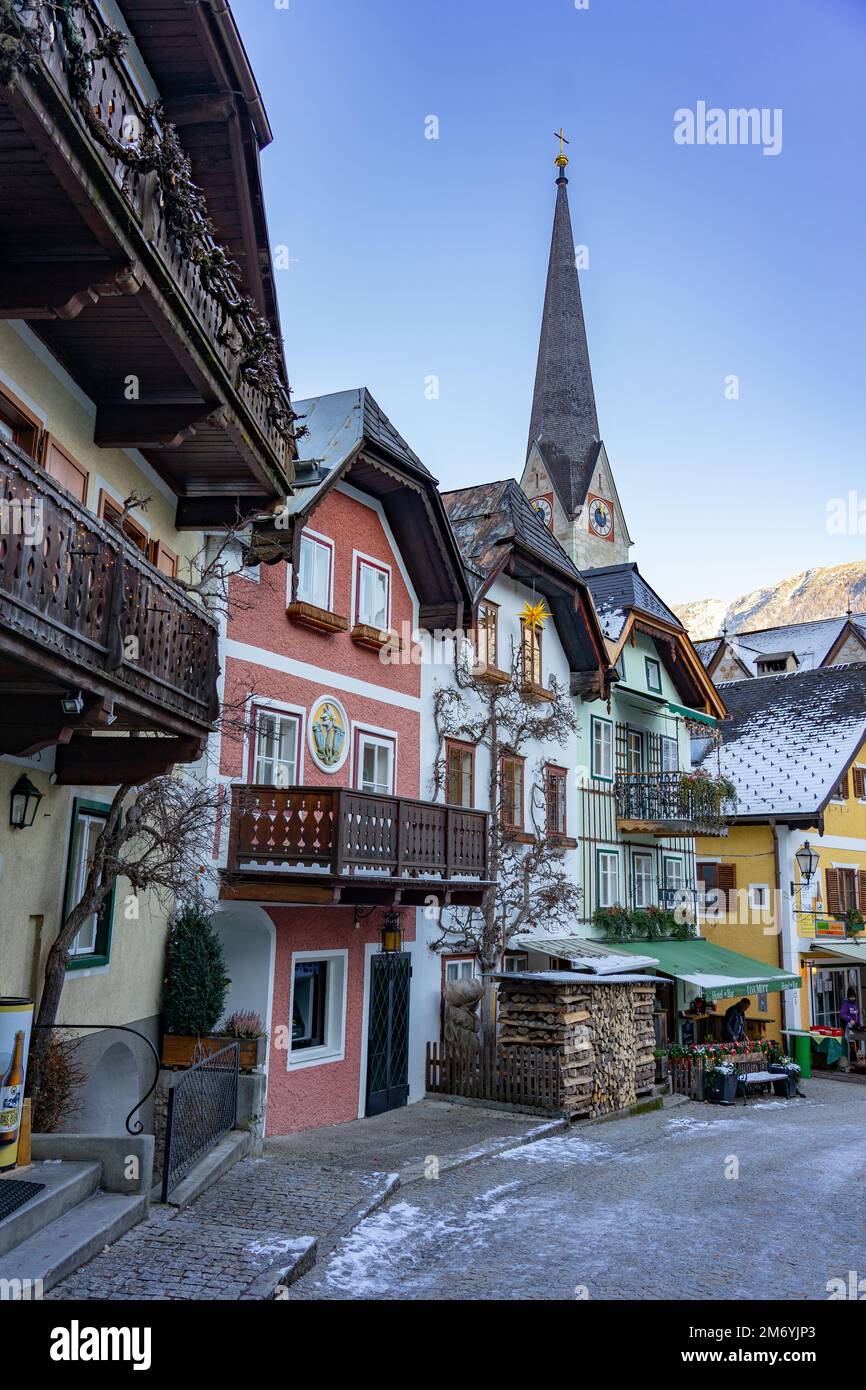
xmin=0 ymin=0 xmax=302 ymax=442
xmin=429 ymin=641 xmax=583 ymax=1038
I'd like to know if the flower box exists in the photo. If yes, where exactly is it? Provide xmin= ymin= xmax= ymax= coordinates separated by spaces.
xmin=161 ymin=1033 xmax=266 ymax=1072
xmin=703 ymin=1068 xmax=737 ymax=1105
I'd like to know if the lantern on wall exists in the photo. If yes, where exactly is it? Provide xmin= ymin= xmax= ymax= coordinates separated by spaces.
xmin=380 ymin=911 xmax=403 ymax=954
xmin=9 ymin=775 xmax=43 ymax=830
xmin=795 ymin=841 xmax=820 ymax=886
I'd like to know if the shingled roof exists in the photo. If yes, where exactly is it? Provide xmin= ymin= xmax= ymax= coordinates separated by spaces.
xmin=442 ymin=479 xmax=608 ymax=678
xmin=583 ymin=563 xmax=683 ymax=643
xmin=526 ymin=172 xmax=601 ymax=519
xmin=694 ymin=615 xmax=866 ymax=678
xmin=443 ymin=479 xmax=584 ymax=595
xmin=702 ymin=664 xmax=866 ymax=821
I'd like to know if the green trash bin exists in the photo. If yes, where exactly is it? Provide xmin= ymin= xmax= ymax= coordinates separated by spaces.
xmin=793 ymin=1031 xmax=812 ymax=1079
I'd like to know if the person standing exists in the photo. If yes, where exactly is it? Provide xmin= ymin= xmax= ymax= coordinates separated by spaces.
xmin=721 ymin=997 xmax=751 ymax=1043
xmin=840 ymin=988 xmax=861 ymax=1067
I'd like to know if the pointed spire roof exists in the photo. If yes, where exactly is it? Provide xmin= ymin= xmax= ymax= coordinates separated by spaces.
xmin=527 ymin=167 xmax=601 ymax=519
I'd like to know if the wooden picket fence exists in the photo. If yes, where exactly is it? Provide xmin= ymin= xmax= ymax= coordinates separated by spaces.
xmin=425 ymin=1038 xmax=563 ymax=1113
xmin=669 ymin=1050 xmax=768 ymax=1100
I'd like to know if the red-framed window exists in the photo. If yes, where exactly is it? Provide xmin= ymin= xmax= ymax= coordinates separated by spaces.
xmin=297 ymin=530 xmax=334 ymax=611
xmin=354 ymin=554 xmax=391 ymax=630
xmin=445 ymin=739 xmax=475 ymax=808
xmin=354 ymin=727 xmax=396 ymax=796
xmin=249 ymin=705 xmax=304 ymax=786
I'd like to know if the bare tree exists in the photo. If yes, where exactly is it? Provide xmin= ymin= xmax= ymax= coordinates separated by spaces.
xmin=429 ymin=639 xmax=583 ymax=1038
xmin=25 ymin=772 xmax=219 ymax=1109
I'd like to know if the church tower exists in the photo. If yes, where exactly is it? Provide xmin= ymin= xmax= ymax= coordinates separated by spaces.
xmin=520 ymin=135 xmax=633 ymax=568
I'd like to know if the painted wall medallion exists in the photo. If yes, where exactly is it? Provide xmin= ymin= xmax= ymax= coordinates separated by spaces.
xmin=308 ymin=696 xmax=349 ymax=772
xmin=587 ymin=494 xmax=614 ymax=541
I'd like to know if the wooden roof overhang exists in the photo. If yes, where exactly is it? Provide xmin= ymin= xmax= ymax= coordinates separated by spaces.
xmin=250 ymin=441 xmax=473 ymax=633
xmin=0 ymin=440 xmax=217 ymax=782
xmin=610 ymin=610 xmax=728 ymax=721
xmin=0 ymin=5 xmax=293 ymax=520
xmin=119 ymin=0 xmax=284 ymax=345
xmin=476 ymin=540 xmax=612 ymax=699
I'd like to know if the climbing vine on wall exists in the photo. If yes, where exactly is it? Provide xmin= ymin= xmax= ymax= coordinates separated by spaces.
xmin=0 ymin=0 xmax=301 ymax=441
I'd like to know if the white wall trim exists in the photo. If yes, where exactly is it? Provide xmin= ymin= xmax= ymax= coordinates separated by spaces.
xmin=286 ymin=947 xmax=349 ymax=1072
xmin=223 ymin=639 xmax=422 ymax=712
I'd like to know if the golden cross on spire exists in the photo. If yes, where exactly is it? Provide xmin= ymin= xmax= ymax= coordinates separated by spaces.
xmin=554 ymin=127 xmax=570 ymax=170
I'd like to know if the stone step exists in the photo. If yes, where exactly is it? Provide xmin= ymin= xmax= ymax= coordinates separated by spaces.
xmin=0 ymin=1162 xmax=101 ymax=1258
xmin=0 ymin=1190 xmax=147 ymax=1296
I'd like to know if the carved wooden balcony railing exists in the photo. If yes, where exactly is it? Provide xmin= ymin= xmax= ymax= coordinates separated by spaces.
xmin=0 ymin=441 xmax=218 ymax=733
xmin=615 ymin=772 xmax=730 ymax=837
xmin=225 ymin=785 xmax=491 ymax=896
xmin=16 ymin=0 xmax=290 ymax=477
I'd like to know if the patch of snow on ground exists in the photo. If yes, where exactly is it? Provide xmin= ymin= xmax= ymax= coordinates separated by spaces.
xmin=665 ymin=1114 xmax=739 ymax=1136
xmin=497 ymin=1135 xmax=612 ymax=1164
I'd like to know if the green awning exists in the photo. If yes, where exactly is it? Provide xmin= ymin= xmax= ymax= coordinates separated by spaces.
xmin=666 ymin=701 xmax=717 ymax=727
xmin=605 ymin=939 xmax=802 ymax=1001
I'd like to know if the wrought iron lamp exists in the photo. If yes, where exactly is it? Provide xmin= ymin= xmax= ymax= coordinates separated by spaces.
xmin=380 ymin=910 xmax=402 ymax=954
xmin=10 ymin=774 xmax=43 ymax=830
xmin=795 ymin=841 xmax=820 ymax=886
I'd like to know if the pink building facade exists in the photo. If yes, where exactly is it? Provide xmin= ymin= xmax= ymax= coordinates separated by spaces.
xmin=214 ymin=390 xmax=486 ymax=1133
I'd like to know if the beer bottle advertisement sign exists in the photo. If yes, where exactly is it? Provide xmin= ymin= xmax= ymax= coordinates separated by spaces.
xmin=0 ymin=999 xmax=33 ymax=1172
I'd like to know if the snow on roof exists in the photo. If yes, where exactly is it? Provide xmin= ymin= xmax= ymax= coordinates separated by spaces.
xmin=696 ymin=615 xmax=866 ymax=676
xmin=702 ymin=664 xmax=866 ymax=818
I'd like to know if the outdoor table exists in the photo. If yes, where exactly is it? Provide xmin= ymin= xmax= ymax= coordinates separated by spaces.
xmin=783 ymin=1028 xmax=846 ymax=1071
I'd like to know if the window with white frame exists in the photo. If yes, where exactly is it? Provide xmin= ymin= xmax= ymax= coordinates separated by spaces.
xmin=749 ymin=884 xmax=771 ymax=912
xmin=253 ymin=709 xmax=301 ymax=786
xmin=660 ymin=735 xmax=679 ymax=772
xmin=597 ymin=850 xmax=620 ymax=908
xmin=501 ymin=953 xmax=529 ymax=974
xmin=297 ymin=532 xmax=333 ymax=610
xmin=663 ymin=855 xmax=686 ymax=895
xmin=632 ymin=851 xmax=654 ymax=909
xmin=356 ymin=731 xmax=395 ymax=795
xmin=591 ymin=717 xmax=614 ymax=782
xmin=626 ymin=728 xmax=644 ymax=774
xmin=355 ymin=557 xmax=390 ymax=630
xmin=289 ymin=951 xmax=347 ymax=1065
xmin=444 ymin=957 xmax=476 ymax=984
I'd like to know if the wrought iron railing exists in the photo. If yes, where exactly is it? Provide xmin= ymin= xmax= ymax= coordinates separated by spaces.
xmin=0 ymin=441 xmax=219 ymax=727
xmin=161 ymin=1043 xmax=239 ymax=1202
xmin=615 ymin=772 xmax=731 ymax=833
xmin=226 ymin=785 xmax=490 ymax=880
xmin=15 ymin=0 xmax=290 ymax=470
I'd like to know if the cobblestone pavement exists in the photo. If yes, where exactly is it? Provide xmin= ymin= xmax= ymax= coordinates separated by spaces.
xmin=289 ymin=1078 xmax=866 ymax=1301
xmin=48 ymin=1155 xmax=391 ymax=1301
xmin=48 ymin=1100 xmax=552 ymax=1300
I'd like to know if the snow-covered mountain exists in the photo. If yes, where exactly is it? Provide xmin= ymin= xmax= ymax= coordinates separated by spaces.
xmin=674 ymin=561 xmax=866 ymax=640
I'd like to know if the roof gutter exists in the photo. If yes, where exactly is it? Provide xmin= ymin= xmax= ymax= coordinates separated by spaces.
xmin=203 ymin=0 xmax=273 ymax=148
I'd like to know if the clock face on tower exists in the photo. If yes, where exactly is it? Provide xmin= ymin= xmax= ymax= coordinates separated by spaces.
xmin=587 ymin=494 xmax=614 ymax=541
xmin=530 ymin=494 xmax=554 ymax=530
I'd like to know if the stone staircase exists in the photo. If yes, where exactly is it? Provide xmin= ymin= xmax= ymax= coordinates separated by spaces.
xmin=0 ymin=1161 xmax=147 ymax=1298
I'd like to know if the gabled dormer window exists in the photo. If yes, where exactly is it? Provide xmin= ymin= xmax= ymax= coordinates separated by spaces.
xmin=645 ymin=656 xmax=662 ymax=694
xmin=355 ymin=557 xmax=390 ymax=630
xmin=521 ymin=620 xmax=543 ymax=687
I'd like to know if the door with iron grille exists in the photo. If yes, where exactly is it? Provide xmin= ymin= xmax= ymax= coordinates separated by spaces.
xmin=366 ymin=952 xmax=411 ymax=1116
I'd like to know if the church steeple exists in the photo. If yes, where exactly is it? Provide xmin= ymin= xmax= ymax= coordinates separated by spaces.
xmin=526 ymin=143 xmax=600 ymax=520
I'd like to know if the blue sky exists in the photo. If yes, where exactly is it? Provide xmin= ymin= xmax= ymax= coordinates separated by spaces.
xmin=234 ymin=0 xmax=866 ymax=607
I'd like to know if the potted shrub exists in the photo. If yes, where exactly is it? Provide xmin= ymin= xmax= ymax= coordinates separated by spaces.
xmin=161 ymin=904 xmax=231 ymax=1068
xmin=845 ymin=909 xmax=865 ymax=937
xmin=703 ymin=1060 xmax=737 ymax=1105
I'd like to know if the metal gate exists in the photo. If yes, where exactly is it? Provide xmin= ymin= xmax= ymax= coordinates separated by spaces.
xmin=161 ymin=1042 xmax=239 ymax=1201
xmin=366 ymin=952 xmax=411 ymax=1116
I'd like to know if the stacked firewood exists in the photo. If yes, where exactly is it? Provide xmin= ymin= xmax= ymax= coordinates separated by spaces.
xmin=497 ymin=976 xmax=657 ymax=1118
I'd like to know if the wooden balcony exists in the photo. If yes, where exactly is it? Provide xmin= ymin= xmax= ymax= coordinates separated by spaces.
xmin=615 ymin=772 xmax=729 ymax=837
xmin=222 ymin=785 xmax=492 ymax=907
xmin=0 ymin=440 xmax=218 ymax=780
xmin=0 ymin=1 xmax=294 ymax=517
